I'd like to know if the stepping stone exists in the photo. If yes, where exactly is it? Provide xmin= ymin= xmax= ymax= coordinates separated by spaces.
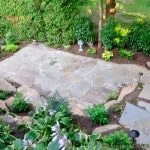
xmin=139 ymin=84 xmax=150 ymax=101
xmin=119 ymin=102 xmax=150 ymax=144
xmin=138 ymin=101 xmax=150 ymax=113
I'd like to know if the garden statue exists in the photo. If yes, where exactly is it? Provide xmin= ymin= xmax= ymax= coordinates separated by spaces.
xmin=77 ymin=40 xmax=83 ymax=52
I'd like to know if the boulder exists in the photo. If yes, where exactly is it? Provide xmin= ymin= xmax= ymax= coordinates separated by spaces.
xmin=0 ymin=78 xmax=16 ymax=92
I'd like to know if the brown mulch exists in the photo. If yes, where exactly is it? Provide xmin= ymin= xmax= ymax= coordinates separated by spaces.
xmin=57 ymin=44 xmax=150 ymax=67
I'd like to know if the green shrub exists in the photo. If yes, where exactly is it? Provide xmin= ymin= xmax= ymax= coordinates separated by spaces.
xmin=0 ymin=0 xmax=88 ymax=46
xmin=64 ymin=45 xmax=71 ymax=51
xmin=86 ymin=104 xmax=109 ymax=125
xmin=87 ymin=48 xmax=96 ymax=54
xmin=4 ymin=32 xmax=19 ymax=45
xmin=46 ymin=92 xmax=69 ymax=112
xmin=0 ymin=90 xmax=11 ymax=100
xmin=101 ymin=17 xmax=129 ymax=50
xmin=9 ymin=92 xmax=30 ymax=113
xmin=102 ymin=130 xmax=133 ymax=150
xmin=118 ymin=49 xmax=134 ymax=60
xmin=102 ymin=51 xmax=113 ymax=61
xmin=127 ymin=20 xmax=150 ymax=55
xmin=2 ymin=44 xmax=19 ymax=52
xmin=108 ymin=92 xmax=119 ymax=100
xmin=73 ymin=15 xmax=96 ymax=44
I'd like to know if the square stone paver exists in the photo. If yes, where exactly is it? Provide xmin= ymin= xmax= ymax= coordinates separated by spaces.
xmin=139 ymin=84 xmax=150 ymax=101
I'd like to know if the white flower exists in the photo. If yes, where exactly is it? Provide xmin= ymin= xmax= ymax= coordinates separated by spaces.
xmin=51 ymin=121 xmax=61 ymax=141
xmin=79 ymin=131 xmax=88 ymax=141
xmin=23 ymin=139 xmax=36 ymax=150
xmin=59 ymin=135 xmax=70 ymax=150
xmin=49 ymin=109 xmax=56 ymax=116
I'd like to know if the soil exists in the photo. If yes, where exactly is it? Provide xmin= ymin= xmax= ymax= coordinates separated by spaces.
xmin=58 ymin=44 xmax=150 ymax=67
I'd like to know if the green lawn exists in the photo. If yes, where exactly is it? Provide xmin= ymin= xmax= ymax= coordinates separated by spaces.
xmin=87 ymin=0 xmax=150 ymax=25
xmin=117 ymin=0 xmax=150 ymax=24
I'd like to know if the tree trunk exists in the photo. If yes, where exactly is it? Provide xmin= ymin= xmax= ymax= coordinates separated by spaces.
xmin=97 ymin=0 xmax=103 ymax=53
xmin=106 ymin=0 xmax=116 ymax=19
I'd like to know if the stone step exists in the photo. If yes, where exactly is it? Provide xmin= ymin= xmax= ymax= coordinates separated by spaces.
xmin=119 ymin=102 xmax=150 ymax=144
xmin=138 ymin=84 xmax=150 ymax=101
xmin=138 ymin=101 xmax=150 ymax=113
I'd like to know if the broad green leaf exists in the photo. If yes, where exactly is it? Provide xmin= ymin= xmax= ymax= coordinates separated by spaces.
xmin=36 ymin=142 xmax=47 ymax=150
xmin=25 ymin=130 xmax=40 ymax=141
xmin=47 ymin=140 xmax=59 ymax=150
xmin=14 ymin=139 xmax=24 ymax=150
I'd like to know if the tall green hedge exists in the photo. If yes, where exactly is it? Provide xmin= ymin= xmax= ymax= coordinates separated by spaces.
xmin=0 ymin=0 xmax=88 ymax=46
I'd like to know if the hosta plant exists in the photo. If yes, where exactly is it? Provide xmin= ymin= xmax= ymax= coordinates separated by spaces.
xmin=102 ymin=51 xmax=113 ymax=61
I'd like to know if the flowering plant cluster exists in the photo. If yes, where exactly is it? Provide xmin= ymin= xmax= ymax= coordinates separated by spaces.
xmin=0 ymin=92 xmax=133 ymax=150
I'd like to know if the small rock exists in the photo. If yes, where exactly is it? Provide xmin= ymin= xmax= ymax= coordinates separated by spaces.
xmin=92 ymin=124 xmax=121 ymax=135
xmin=146 ymin=62 xmax=150 ymax=69
xmin=0 ymin=78 xmax=16 ymax=92
xmin=22 ymin=116 xmax=32 ymax=124
xmin=2 ymin=114 xmax=18 ymax=124
xmin=0 ymin=100 xmax=8 ymax=112
xmin=5 ymin=96 xmax=14 ymax=108
xmin=17 ymin=85 xmax=40 ymax=99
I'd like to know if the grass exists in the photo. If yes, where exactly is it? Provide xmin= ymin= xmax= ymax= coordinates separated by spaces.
xmin=117 ymin=0 xmax=150 ymax=23
xmin=87 ymin=0 xmax=150 ymax=27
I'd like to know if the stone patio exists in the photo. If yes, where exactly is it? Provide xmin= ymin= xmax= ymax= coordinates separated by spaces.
xmin=0 ymin=43 xmax=150 ymax=144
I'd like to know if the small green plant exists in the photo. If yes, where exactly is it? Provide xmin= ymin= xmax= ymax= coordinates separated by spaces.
xmin=87 ymin=48 xmax=96 ymax=54
xmin=46 ymin=91 xmax=69 ymax=112
xmin=138 ymin=82 xmax=144 ymax=89
xmin=86 ymin=104 xmax=109 ymax=125
xmin=2 ymin=44 xmax=19 ymax=52
xmin=102 ymin=130 xmax=133 ymax=150
xmin=0 ymin=90 xmax=11 ymax=100
xmin=4 ymin=32 xmax=19 ymax=45
xmin=110 ymin=105 xmax=123 ymax=115
xmin=102 ymin=51 xmax=113 ymax=61
xmin=130 ymin=98 xmax=137 ymax=104
xmin=118 ymin=49 xmax=134 ymax=60
xmin=9 ymin=92 xmax=30 ymax=113
xmin=108 ymin=92 xmax=119 ymax=100
xmin=64 ymin=45 xmax=71 ymax=51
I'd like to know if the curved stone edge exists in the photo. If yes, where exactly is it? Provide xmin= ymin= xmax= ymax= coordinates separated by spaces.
xmin=104 ymin=82 xmax=138 ymax=109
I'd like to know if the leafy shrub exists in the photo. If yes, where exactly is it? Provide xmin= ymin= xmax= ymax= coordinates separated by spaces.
xmin=0 ymin=90 xmax=11 ymax=100
xmin=110 ymin=105 xmax=123 ymax=115
xmin=2 ymin=44 xmax=19 ymax=52
xmin=0 ymin=119 xmax=15 ymax=149
xmin=118 ymin=49 xmax=134 ymax=60
xmin=64 ymin=45 xmax=71 ymax=51
xmin=102 ymin=51 xmax=113 ymax=61
xmin=101 ymin=17 xmax=129 ymax=50
xmin=108 ymin=92 xmax=119 ymax=100
xmin=86 ymin=104 xmax=109 ymax=125
xmin=87 ymin=48 xmax=96 ymax=54
xmin=127 ymin=20 xmax=150 ymax=55
xmin=9 ymin=92 xmax=30 ymax=113
xmin=102 ymin=130 xmax=133 ymax=150
xmin=0 ymin=0 xmax=88 ymax=46
xmin=73 ymin=15 xmax=96 ymax=44
xmin=4 ymin=32 xmax=19 ymax=45
xmin=46 ymin=91 xmax=69 ymax=112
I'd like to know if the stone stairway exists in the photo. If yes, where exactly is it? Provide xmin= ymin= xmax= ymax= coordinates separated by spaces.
xmin=119 ymin=84 xmax=150 ymax=145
